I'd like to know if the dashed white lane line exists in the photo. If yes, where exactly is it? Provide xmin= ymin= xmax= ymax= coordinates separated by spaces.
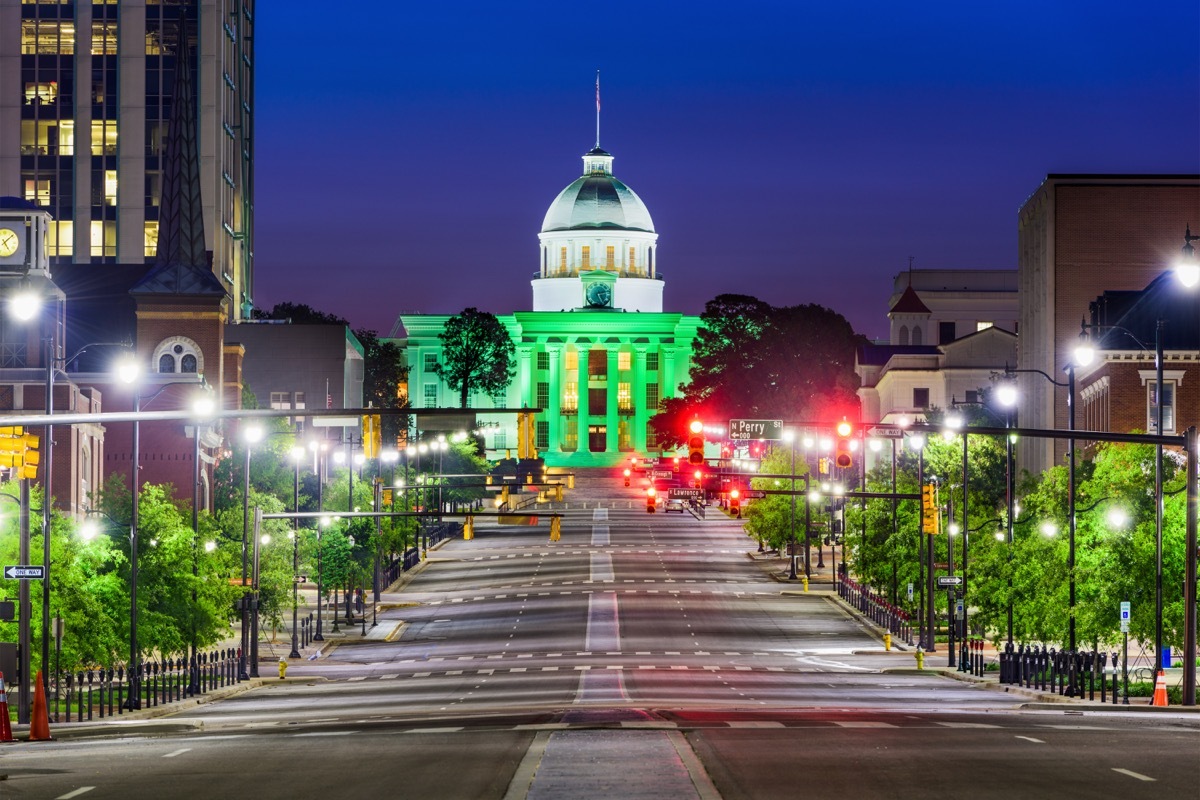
xmin=1112 ymin=768 xmax=1155 ymax=782
xmin=1014 ymin=735 xmax=1045 ymax=744
xmin=294 ymin=731 xmax=357 ymax=737
xmin=56 ymin=789 xmax=96 ymax=800
xmin=162 ymin=748 xmax=192 ymax=758
xmin=833 ymin=721 xmax=896 ymax=728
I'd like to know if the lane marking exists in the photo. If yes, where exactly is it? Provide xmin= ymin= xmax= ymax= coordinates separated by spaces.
xmin=833 ymin=721 xmax=896 ymax=728
xmin=295 ymin=731 xmax=357 ymax=737
xmin=57 ymin=789 xmax=96 ymax=799
xmin=1112 ymin=768 xmax=1155 ymax=782
xmin=1014 ymin=736 xmax=1045 ymax=744
xmin=162 ymin=748 xmax=191 ymax=758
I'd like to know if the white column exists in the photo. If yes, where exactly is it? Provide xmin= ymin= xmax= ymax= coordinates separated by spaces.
xmin=605 ymin=348 xmax=619 ymax=453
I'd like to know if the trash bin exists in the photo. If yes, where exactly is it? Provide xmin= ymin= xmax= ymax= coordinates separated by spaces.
xmin=1161 ymin=647 xmax=1171 ymax=669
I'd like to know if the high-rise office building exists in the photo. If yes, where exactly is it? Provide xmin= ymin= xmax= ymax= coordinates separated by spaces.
xmin=0 ymin=0 xmax=254 ymax=319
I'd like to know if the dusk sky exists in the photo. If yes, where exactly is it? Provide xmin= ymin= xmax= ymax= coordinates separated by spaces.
xmin=252 ymin=1 xmax=1200 ymax=342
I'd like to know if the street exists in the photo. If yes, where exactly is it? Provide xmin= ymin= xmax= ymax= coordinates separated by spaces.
xmin=3 ymin=473 xmax=1197 ymax=799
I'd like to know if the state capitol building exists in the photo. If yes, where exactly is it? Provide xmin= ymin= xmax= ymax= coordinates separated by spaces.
xmin=394 ymin=142 xmax=700 ymax=467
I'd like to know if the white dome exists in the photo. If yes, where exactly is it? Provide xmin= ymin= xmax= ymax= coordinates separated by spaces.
xmin=540 ymin=148 xmax=655 ymax=233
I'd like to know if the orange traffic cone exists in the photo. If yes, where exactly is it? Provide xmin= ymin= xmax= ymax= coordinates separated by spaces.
xmin=0 ymin=671 xmax=13 ymax=743
xmin=1151 ymin=668 xmax=1169 ymax=707
xmin=29 ymin=671 xmax=50 ymax=741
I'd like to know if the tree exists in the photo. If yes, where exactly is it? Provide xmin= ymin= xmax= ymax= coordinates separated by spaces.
xmin=258 ymin=302 xmax=347 ymax=326
xmin=651 ymin=295 xmax=864 ymax=448
xmin=354 ymin=328 xmax=410 ymax=444
xmin=434 ymin=308 xmax=516 ymax=408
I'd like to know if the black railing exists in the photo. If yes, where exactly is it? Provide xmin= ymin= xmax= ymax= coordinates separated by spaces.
xmin=56 ymin=648 xmax=240 ymax=722
xmin=998 ymin=644 xmax=1122 ymax=702
xmin=838 ymin=576 xmax=913 ymax=645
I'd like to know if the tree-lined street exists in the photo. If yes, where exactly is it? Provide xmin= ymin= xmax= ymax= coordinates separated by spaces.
xmin=5 ymin=473 xmax=1196 ymax=798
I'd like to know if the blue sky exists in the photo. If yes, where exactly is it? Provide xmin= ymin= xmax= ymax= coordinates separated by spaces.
xmin=252 ymin=1 xmax=1200 ymax=340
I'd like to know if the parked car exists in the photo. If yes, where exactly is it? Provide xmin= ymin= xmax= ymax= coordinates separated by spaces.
xmin=664 ymin=498 xmax=686 ymax=514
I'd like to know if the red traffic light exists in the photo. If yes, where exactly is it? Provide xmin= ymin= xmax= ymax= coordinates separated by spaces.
xmin=647 ymin=487 xmax=656 ymax=497
xmin=689 ymin=419 xmax=704 ymax=434
xmin=694 ymin=470 xmax=702 ymax=480
xmin=836 ymin=419 xmax=853 ymax=438
xmin=730 ymin=488 xmax=740 ymax=500
xmin=623 ymin=468 xmax=631 ymax=477
xmin=835 ymin=418 xmax=854 ymax=468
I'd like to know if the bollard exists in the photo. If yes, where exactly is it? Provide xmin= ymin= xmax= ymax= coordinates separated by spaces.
xmin=278 ymin=659 xmax=288 ymax=680
xmin=883 ymin=633 xmax=891 ymax=652
xmin=802 ymin=576 xmax=809 ymax=592
xmin=915 ymin=650 xmax=924 ymax=670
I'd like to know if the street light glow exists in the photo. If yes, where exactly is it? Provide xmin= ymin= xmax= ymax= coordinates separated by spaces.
xmin=242 ymin=423 xmax=264 ymax=444
xmin=115 ymin=356 xmax=140 ymax=385
xmin=1040 ymin=521 xmax=1058 ymax=537
xmin=7 ymin=291 xmax=40 ymax=322
xmin=996 ymin=382 xmax=1018 ymax=408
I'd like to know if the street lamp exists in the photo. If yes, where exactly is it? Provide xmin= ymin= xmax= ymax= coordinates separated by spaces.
xmin=288 ymin=445 xmax=304 ymax=659
xmin=240 ymin=423 xmax=264 ymax=679
xmin=1074 ymin=318 xmax=1168 ymax=674
xmin=783 ymin=429 xmax=797 ymax=580
xmin=115 ymin=356 xmax=209 ymax=707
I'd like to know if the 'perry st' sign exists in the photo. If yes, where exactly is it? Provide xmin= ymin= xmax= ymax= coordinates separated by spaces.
xmin=729 ymin=419 xmax=783 ymax=441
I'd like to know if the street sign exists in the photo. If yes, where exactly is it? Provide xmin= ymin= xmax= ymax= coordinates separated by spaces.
xmin=669 ymin=488 xmax=703 ymax=500
xmin=653 ymin=470 xmax=673 ymax=481
xmin=936 ymin=576 xmax=963 ymax=587
xmin=741 ymin=490 xmax=766 ymax=499
xmin=4 ymin=565 xmax=43 ymax=580
xmin=907 ymin=583 xmax=914 ymax=600
xmin=729 ymin=419 xmax=784 ymax=441
xmin=868 ymin=426 xmax=903 ymax=438
xmin=1119 ymin=601 xmax=1131 ymax=621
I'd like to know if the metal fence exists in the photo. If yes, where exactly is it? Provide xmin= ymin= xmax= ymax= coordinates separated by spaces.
xmin=998 ymin=644 xmax=1126 ymax=702
xmin=838 ymin=576 xmax=914 ymax=646
xmin=56 ymin=648 xmax=240 ymax=722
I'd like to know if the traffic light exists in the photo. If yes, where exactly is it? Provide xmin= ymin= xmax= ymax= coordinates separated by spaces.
xmin=517 ymin=411 xmax=537 ymax=459
xmin=921 ymin=483 xmax=939 ymax=535
xmin=646 ymin=486 xmax=657 ymax=513
xmin=729 ymin=488 xmax=741 ymax=518
xmin=687 ymin=419 xmax=705 ymax=466
xmin=623 ymin=468 xmax=631 ymax=487
xmin=361 ymin=414 xmax=382 ymax=459
xmin=0 ymin=427 xmax=39 ymax=479
xmin=835 ymin=418 xmax=853 ymax=469
xmin=694 ymin=469 xmax=702 ymax=489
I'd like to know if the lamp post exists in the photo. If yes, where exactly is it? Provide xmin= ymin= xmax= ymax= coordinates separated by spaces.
xmin=783 ymin=429 xmax=797 ymax=580
xmin=311 ymin=439 xmax=328 ymax=642
xmin=1074 ymin=319 xmax=1167 ymax=674
xmin=114 ymin=358 xmax=209 ymax=707
xmin=1174 ymin=227 xmax=1200 ymax=704
xmin=288 ymin=445 xmax=303 ymax=659
xmin=908 ymin=432 xmax=933 ymax=651
xmin=239 ymin=423 xmax=264 ymax=680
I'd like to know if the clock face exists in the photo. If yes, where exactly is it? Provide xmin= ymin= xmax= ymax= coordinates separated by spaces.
xmin=0 ymin=228 xmax=18 ymax=258
xmin=585 ymin=281 xmax=612 ymax=308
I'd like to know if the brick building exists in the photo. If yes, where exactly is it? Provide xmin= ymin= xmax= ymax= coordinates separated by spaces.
xmin=1016 ymin=174 xmax=1200 ymax=473
xmin=1075 ymin=271 xmax=1200 ymax=444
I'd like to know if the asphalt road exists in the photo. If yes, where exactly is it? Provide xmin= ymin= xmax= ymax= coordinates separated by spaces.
xmin=5 ymin=471 xmax=1198 ymax=798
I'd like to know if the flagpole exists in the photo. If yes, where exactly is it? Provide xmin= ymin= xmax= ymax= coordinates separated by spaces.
xmin=595 ymin=69 xmax=601 ymax=149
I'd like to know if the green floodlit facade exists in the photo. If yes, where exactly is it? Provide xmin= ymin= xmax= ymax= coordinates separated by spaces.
xmin=394 ymin=145 xmax=701 ymax=467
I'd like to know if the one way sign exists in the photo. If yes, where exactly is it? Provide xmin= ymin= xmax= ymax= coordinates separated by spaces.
xmin=4 ymin=565 xmax=44 ymax=580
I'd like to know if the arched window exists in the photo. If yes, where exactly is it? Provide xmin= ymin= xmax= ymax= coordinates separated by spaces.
xmin=151 ymin=336 xmax=204 ymax=376
xmin=898 ymin=326 xmax=909 ymax=345
xmin=912 ymin=327 xmax=923 ymax=346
